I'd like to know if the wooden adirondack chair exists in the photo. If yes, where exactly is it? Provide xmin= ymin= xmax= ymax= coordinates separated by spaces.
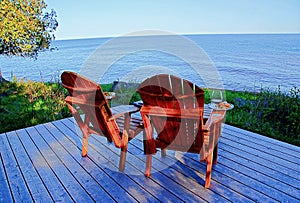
xmin=61 ymin=71 xmax=144 ymax=171
xmin=137 ymin=74 xmax=225 ymax=188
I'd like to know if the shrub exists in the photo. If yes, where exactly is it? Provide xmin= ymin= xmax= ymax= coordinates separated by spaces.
xmin=224 ymin=86 xmax=300 ymax=146
xmin=0 ymin=78 xmax=71 ymax=133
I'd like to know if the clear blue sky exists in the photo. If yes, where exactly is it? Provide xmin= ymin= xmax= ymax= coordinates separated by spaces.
xmin=46 ymin=0 xmax=300 ymax=40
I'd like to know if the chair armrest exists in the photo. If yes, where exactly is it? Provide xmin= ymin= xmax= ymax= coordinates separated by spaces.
xmin=203 ymin=110 xmax=225 ymax=132
xmin=109 ymin=105 xmax=140 ymax=121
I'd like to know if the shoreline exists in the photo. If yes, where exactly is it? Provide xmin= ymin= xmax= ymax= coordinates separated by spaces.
xmin=1 ymin=73 xmax=297 ymax=94
xmin=1 ymin=67 xmax=297 ymax=94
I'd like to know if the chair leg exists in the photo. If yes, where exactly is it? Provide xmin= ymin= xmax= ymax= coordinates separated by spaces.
xmin=213 ymin=143 xmax=218 ymax=164
xmin=82 ymin=137 xmax=88 ymax=157
xmin=205 ymin=151 xmax=213 ymax=188
xmin=200 ymin=145 xmax=208 ymax=162
xmin=119 ymin=145 xmax=128 ymax=172
xmin=145 ymin=154 xmax=152 ymax=177
xmin=161 ymin=149 xmax=166 ymax=157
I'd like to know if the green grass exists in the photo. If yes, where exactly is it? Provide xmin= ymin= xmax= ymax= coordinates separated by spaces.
xmin=1 ymin=78 xmax=299 ymax=146
xmin=0 ymin=77 xmax=70 ymax=133
xmin=221 ymin=87 xmax=300 ymax=146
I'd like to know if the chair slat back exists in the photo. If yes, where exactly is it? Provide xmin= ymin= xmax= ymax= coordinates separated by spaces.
xmin=137 ymin=74 xmax=205 ymax=152
xmin=61 ymin=71 xmax=120 ymax=139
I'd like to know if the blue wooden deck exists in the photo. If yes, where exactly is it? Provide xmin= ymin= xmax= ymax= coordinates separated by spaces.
xmin=1 ymin=117 xmax=300 ymax=202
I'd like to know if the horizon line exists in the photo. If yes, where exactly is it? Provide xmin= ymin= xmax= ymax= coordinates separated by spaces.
xmin=54 ymin=32 xmax=300 ymax=41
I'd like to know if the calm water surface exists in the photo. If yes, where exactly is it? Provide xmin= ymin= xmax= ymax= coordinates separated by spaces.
xmin=1 ymin=34 xmax=299 ymax=92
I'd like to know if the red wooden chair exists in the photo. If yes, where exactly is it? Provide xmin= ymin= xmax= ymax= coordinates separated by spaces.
xmin=137 ymin=74 xmax=225 ymax=188
xmin=61 ymin=71 xmax=144 ymax=171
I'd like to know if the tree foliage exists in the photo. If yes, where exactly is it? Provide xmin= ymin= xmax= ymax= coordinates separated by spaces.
xmin=0 ymin=0 xmax=58 ymax=58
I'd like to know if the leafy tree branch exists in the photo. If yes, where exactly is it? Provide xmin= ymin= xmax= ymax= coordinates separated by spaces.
xmin=0 ymin=0 xmax=58 ymax=58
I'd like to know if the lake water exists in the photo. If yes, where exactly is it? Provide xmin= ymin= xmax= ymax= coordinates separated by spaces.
xmin=1 ymin=34 xmax=299 ymax=92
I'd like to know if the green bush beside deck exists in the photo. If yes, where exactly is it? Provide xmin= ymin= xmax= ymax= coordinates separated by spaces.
xmin=224 ymin=87 xmax=300 ymax=146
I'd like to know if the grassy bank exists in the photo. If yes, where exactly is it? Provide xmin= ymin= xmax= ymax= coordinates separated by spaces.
xmin=221 ymin=87 xmax=299 ymax=146
xmin=0 ymin=77 xmax=70 ymax=133
xmin=1 ymin=79 xmax=299 ymax=146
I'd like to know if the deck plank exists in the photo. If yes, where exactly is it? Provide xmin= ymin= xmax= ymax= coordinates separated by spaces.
xmin=62 ymin=118 xmax=202 ymax=202
xmin=179 ymin=148 xmax=298 ymax=202
xmin=96 ymin=136 xmax=209 ymax=203
xmin=219 ymin=135 xmax=300 ymax=181
xmin=218 ymin=147 xmax=300 ymax=190
xmin=213 ymin=151 xmax=299 ymax=202
xmin=59 ymin=118 xmax=183 ymax=203
xmin=0 ymin=132 xmax=32 ymax=202
xmin=129 ymin=138 xmax=253 ymax=203
xmin=221 ymin=131 xmax=300 ymax=173
xmin=222 ymin=127 xmax=300 ymax=166
xmin=221 ymin=131 xmax=300 ymax=178
xmin=130 ymin=137 xmax=272 ymax=202
xmin=6 ymin=130 xmax=53 ymax=202
xmin=48 ymin=120 xmax=142 ymax=203
xmin=57 ymin=118 xmax=161 ymax=203
xmin=1 ymin=117 xmax=300 ymax=202
xmin=25 ymin=126 xmax=94 ymax=202
xmin=37 ymin=123 xmax=117 ymax=202
xmin=16 ymin=128 xmax=74 ymax=202
xmin=0 ymin=151 xmax=13 ymax=202
xmin=223 ymin=125 xmax=300 ymax=155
